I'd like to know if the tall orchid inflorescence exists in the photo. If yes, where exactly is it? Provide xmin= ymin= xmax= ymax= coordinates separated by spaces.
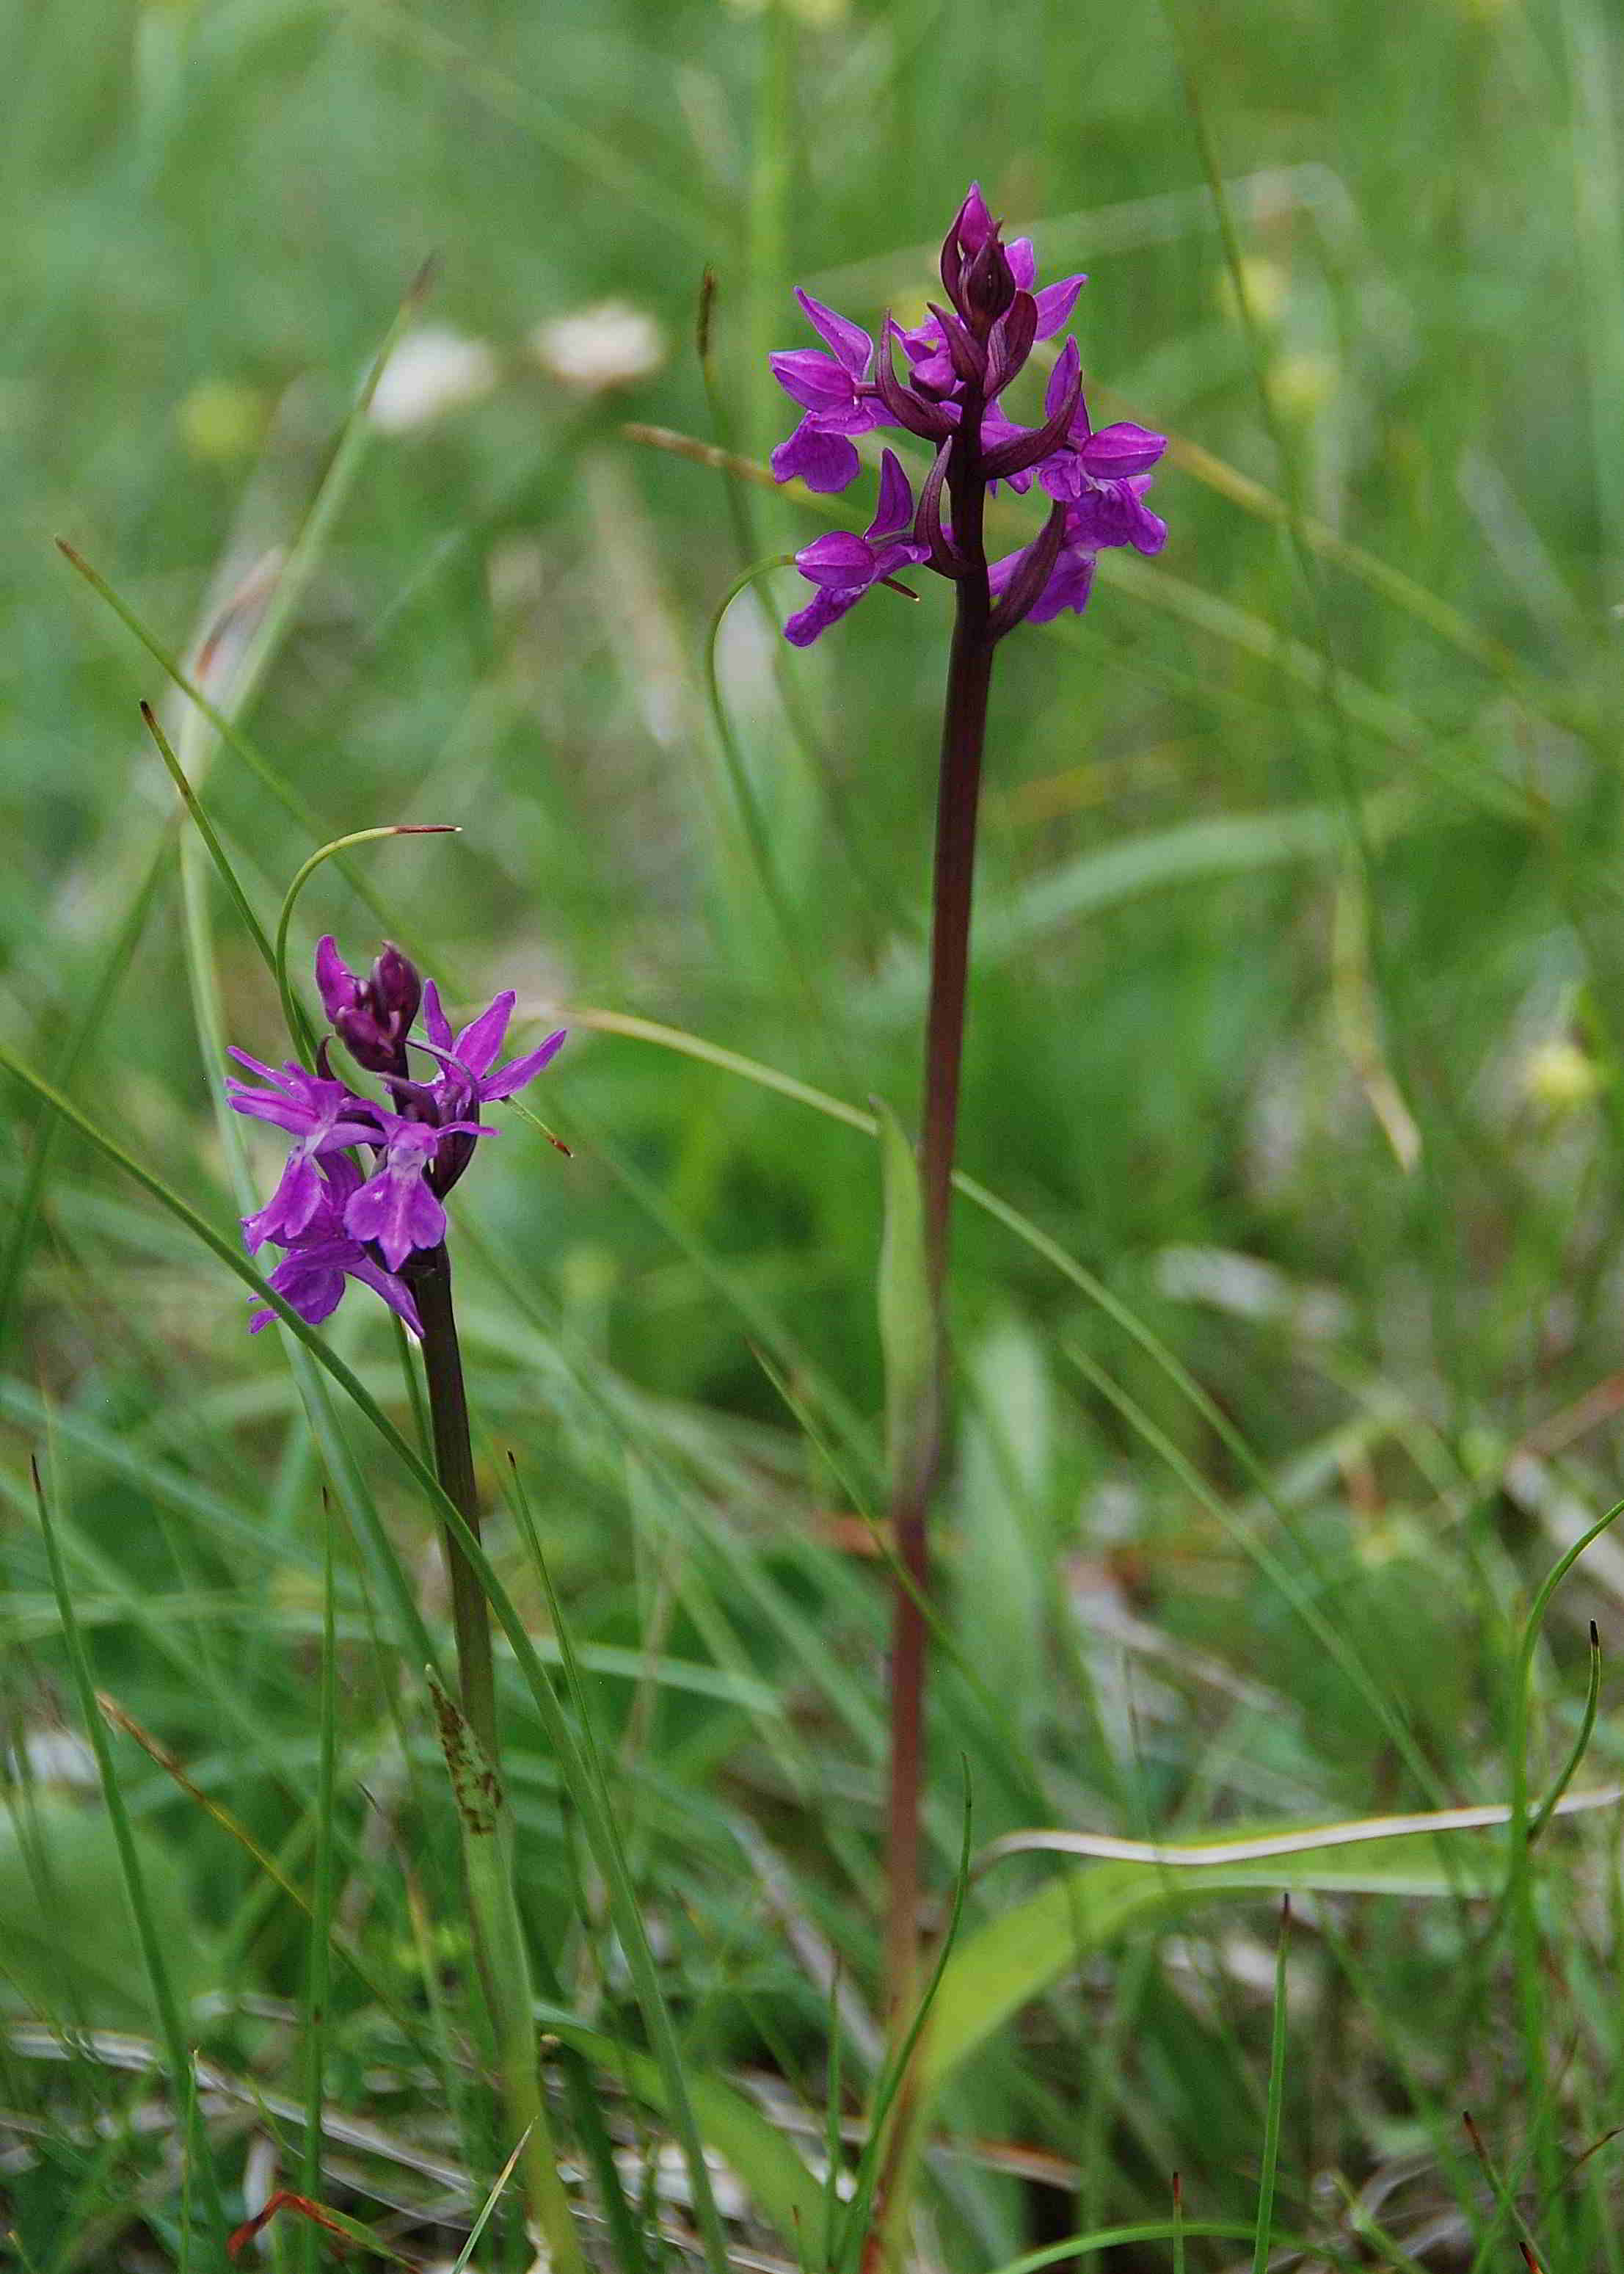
xmin=764 ymin=184 xmax=1170 ymax=2027
xmin=227 ymin=939 xmax=564 ymax=1336
xmin=769 ymin=180 xmax=1166 ymax=645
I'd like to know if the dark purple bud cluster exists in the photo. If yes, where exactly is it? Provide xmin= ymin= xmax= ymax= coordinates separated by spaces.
xmin=227 ymin=940 xmax=565 ymax=1337
xmin=768 ymin=182 xmax=1168 ymax=644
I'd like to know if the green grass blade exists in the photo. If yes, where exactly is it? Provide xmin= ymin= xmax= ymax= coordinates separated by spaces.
xmin=1529 ymin=1618 xmax=1603 ymax=1845
xmin=1251 ymin=1899 xmax=1290 ymax=2273
xmin=502 ymin=1457 xmax=734 ymax=2274
xmin=0 ymin=832 xmax=170 ymax=1355
xmin=297 ymin=1522 xmax=338 ymax=2274
xmin=426 ymin=1668 xmax=586 ymax=2274
xmin=31 ymin=1455 xmax=227 ymax=2253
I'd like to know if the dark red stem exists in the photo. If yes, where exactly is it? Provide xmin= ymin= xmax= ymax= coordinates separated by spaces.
xmin=884 ymin=383 xmax=995 ymax=2021
xmin=407 ymin=1242 xmax=498 ymax=1763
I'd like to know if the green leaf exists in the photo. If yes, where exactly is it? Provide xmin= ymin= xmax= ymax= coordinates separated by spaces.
xmin=920 ymin=1817 xmax=1517 ymax=2105
xmin=0 ymin=1795 xmax=217 ymax=2033
xmin=531 ymin=2004 xmax=826 ymax=2249
xmin=875 ymin=1098 xmax=932 ymax=1486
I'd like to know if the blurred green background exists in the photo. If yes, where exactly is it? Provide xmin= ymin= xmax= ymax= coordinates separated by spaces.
xmin=5 ymin=0 xmax=1624 ymax=2265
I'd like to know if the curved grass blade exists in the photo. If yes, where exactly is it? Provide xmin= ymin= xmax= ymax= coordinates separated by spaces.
xmin=1530 ymin=1619 xmax=1603 ymax=1846
xmin=272 ymin=824 xmax=457 ymax=1062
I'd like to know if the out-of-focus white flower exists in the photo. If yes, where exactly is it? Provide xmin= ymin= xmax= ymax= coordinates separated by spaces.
xmin=529 ymin=301 xmax=665 ymax=392
xmin=368 ymin=326 xmax=500 ymax=433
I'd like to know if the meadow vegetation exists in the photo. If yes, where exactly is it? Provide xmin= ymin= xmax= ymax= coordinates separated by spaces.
xmin=4 ymin=0 xmax=1624 ymax=2266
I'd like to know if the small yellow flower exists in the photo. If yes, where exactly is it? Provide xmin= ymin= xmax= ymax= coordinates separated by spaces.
xmin=1215 ymin=256 xmax=1289 ymax=329
xmin=1267 ymin=350 xmax=1338 ymax=422
xmin=1523 ymin=1038 xmax=1601 ymax=1114
xmin=177 ymin=380 xmax=266 ymax=465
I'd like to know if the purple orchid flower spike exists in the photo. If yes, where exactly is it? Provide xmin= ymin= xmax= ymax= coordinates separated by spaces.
xmin=754 ymin=184 xmax=1171 ymax=2027
xmin=784 ymin=449 xmax=929 ymax=647
xmin=229 ymin=937 xmax=567 ymax=1338
xmin=226 ymin=1053 xmax=382 ymax=1249
xmin=250 ymin=1156 xmax=423 ymax=1338
xmin=765 ymin=179 xmax=1164 ymax=646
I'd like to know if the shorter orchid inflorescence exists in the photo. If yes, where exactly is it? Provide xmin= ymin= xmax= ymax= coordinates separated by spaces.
xmin=228 ymin=939 xmax=564 ymax=1337
xmin=769 ymin=181 xmax=1166 ymax=643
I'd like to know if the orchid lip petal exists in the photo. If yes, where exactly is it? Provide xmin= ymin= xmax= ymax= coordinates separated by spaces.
xmin=771 ymin=418 xmax=862 ymax=493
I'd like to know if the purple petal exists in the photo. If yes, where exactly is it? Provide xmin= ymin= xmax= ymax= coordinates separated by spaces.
xmin=481 ymin=1030 xmax=567 ymax=1100
xmin=769 ymin=350 xmax=855 ymax=415
xmin=344 ymin=1166 xmax=445 ymax=1272
xmin=980 ymin=404 xmax=1038 ymax=495
xmin=784 ymin=583 xmax=868 ymax=647
xmin=1037 ymin=453 xmax=1085 ymax=501
xmin=867 ymin=448 xmax=914 ymax=542
xmin=771 ymin=419 xmax=862 ymax=493
xmin=867 ymin=539 xmax=929 ymax=582
xmin=906 ymin=345 xmax=959 ymax=397
xmin=1026 ymin=548 xmax=1097 ymax=623
xmin=1077 ymin=421 xmax=1166 ymax=478
xmin=226 ymin=1047 xmax=288 ymax=1087
xmin=225 ymin=1084 xmax=315 ymax=1139
xmin=454 ymin=990 xmax=515 ymax=1078
xmin=1126 ymin=494 xmax=1168 ymax=556
xmin=795 ymin=531 xmax=877 ymax=589
xmin=1005 ymin=238 xmax=1037 ymax=290
xmin=1033 ymin=275 xmax=1087 ymax=338
xmin=793 ymin=288 xmax=873 ymax=378
xmin=348 ymin=1258 xmax=423 ymax=1339
xmin=318 ymin=1152 xmax=364 ymax=1205
xmin=421 ymin=980 xmax=454 ymax=1052
xmin=271 ymin=1152 xmax=325 ymax=1240
xmin=1044 ymin=336 xmax=1084 ymax=426
xmin=264 ymin=1252 xmax=348 ymax=1328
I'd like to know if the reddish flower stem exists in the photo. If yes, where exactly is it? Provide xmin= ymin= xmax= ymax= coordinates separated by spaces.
xmin=407 ymin=1240 xmax=498 ymax=1763
xmin=883 ymin=384 xmax=994 ymax=2021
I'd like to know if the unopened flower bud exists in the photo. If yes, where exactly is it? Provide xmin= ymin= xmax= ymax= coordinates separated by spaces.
xmin=961 ymin=234 xmax=1017 ymax=337
xmin=316 ymin=934 xmax=423 ymax=1075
